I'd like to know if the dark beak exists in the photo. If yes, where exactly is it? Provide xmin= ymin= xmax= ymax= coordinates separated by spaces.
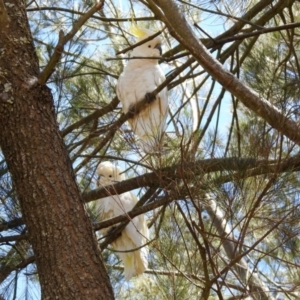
xmin=154 ymin=44 xmax=162 ymax=55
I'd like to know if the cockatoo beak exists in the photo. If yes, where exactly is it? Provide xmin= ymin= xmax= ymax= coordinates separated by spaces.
xmin=154 ymin=44 xmax=162 ymax=55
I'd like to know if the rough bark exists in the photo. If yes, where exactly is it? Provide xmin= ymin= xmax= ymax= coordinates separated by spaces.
xmin=0 ymin=2 xmax=114 ymax=299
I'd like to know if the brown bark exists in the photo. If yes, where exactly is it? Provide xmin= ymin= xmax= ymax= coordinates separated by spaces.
xmin=0 ymin=2 xmax=114 ymax=299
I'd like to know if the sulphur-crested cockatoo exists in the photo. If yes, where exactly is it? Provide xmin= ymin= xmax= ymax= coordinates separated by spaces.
xmin=96 ymin=161 xmax=149 ymax=280
xmin=117 ymin=25 xmax=168 ymax=152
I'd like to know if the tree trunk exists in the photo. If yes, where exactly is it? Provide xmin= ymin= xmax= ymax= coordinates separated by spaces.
xmin=0 ymin=1 xmax=114 ymax=299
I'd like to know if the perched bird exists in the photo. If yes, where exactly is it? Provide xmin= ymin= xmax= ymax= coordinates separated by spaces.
xmin=116 ymin=25 xmax=168 ymax=152
xmin=96 ymin=161 xmax=149 ymax=280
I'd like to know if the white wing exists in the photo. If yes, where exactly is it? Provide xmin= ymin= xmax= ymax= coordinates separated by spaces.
xmin=96 ymin=191 xmax=149 ymax=280
xmin=122 ymin=193 xmax=149 ymax=245
xmin=117 ymin=61 xmax=168 ymax=150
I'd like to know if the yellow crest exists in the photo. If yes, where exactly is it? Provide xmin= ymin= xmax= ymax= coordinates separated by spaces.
xmin=129 ymin=24 xmax=150 ymax=38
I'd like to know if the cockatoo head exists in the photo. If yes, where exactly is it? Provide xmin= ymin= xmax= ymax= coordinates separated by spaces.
xmin=130 ymin=25 xmax=162 ymax=58
xmin=97 ymin=161 xmax=126 ymax=187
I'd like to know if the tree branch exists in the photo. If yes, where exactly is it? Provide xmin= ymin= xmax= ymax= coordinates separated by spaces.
xmin=202 ymin=195 xmax=274 ymax=300
xmin=72 ymin=57 xmax=193 ymax=171
xmin=83 ymin=155 xmax=300 ymax=202
xmin=61 ymin=97 xmax=119 ymax=137
xmin=214 ymin=22 xmax=300 ymax=46
xmin=153 ymin=0 xmax=300 ymax=145
xmin=0 ymin=255 xmax=35 ymax=284
xmin=0 ymin=217 xmax=24 ymax=232
xmin=62 ymin=51 xmax=191 ymax=142
xmin=116 ymin=27 xmax=165 ymax=55
xmin=4 ymin=154 xmax=300 ymax=234
xmin=0 ymin=234 xmax=27 ymax=243
xmin=27 ymin=6 xmax=154 ymax=22
xmin=99 ymin=187 xmax=160 ymax=250
xmin=95 ymin=189 xmax=166 ymax=231
xmin=38 ymin=1 xmax=104 ymax=85
xmin=162 ymin=0 xmax=276 ymax=58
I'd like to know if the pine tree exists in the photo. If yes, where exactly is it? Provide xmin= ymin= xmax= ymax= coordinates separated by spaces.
xmin=1 ymin=0 xmax=300 ymax=299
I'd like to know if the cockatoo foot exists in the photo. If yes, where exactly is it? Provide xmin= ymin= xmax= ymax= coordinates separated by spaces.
xmin=145 ymin=92 xmax=156 ymax=103
xmin=107 ymin=226 xmax=117 ymax=234
xmin=128 ymin=105 xmax=136 ymax=118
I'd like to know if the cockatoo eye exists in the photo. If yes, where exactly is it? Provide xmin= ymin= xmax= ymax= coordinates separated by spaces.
xmin=148 ymin=45 xmax=151 ymax=48
xmin=109 ymin=175 xmax=112 ymax=177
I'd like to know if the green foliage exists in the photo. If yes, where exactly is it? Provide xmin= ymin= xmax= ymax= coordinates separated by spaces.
xmin=2 ymin=0 xmax=300 ymax=299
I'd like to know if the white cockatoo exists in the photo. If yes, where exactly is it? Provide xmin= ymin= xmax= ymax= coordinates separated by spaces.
xmin=116 ymin=25 xmax=168 ymax=152
xmin=96 ymin=161 xmax=149 ymax=280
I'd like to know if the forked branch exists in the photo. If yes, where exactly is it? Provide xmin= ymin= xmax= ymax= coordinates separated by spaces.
xmin=38 ymin=1 xmax=104 ymax=84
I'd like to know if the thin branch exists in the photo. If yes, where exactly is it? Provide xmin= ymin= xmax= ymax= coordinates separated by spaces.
xmin=162 ymin=0 xmax=277 ymax=58
xmin=194 ymin=23 xmax=218 ymax=45
xmin=0 ymin=256 xmax=35 ymax=284
xmin=215 ymin=22 xmax=300 ymax=46
xmin=94 ymin=190 xmax=166 ymax=232
xmin=130 ymin=267 xmax=248 ymax=294
xmin=153 ymin=0 xmax=300 ymax=146
xmin=61 ymin=97 xmax=119 ymax=137
xmin=63 ymin=53 xmax=191 ymax=142
xmin=0 ymin=152 xmax=298 ymax=239
xmin=179 ymin=0 xmax=263 ymax=29
xmin=0 ymin=218 xmax=24 ymax=232
xmin=202 ymin=195 xmax=274 ymax=300
xmin=99 ymin=187 xmax=160 ymax=250
xmin=27 ymin=6 xmax=154 ymax=22
xmin=106 ymin=54 xmax=188 ymax=63
xmin=109 ymin=264 xmax=205 ymax=281
xmin=72 ymin=57 xmax=193 ymax=171
xmin=106 ymin=56 xmax=162 ymax=61
xmin=38 ymin=1 xmax=104 ymax=85
xmin=0 ymin=234 xmax=27 ymax=243
xmin=83 ymin=155 xmax=300 ymax=202
xmin=4 ymin=154 xmax=300 ymax=233
xmin=116 ymin=27 xmax=165 ymax=55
